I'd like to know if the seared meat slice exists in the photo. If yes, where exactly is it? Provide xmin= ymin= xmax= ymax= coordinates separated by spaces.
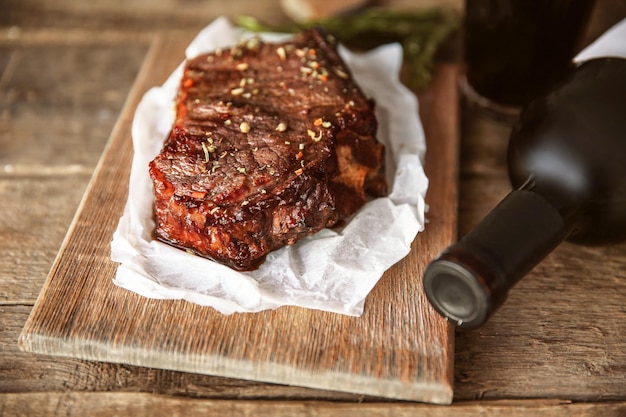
xmin=149 ymin=28 xmax=386 ymax=271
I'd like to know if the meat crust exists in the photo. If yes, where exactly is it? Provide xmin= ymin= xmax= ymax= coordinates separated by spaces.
xmin=149 ymin=28 xmax=386 ymax=270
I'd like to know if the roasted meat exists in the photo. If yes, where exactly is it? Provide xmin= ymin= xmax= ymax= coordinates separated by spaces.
xmin=149 ymin=28 xmax=387 ymax=271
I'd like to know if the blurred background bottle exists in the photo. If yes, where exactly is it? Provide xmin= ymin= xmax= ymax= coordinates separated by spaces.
xmin=461 ymin=0 xmax=596 ymax=116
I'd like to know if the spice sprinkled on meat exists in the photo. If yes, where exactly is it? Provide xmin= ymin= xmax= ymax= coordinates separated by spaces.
xmin=149 ymin=28 xmax=386 ymax=271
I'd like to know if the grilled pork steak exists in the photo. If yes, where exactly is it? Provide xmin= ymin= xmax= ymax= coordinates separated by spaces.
xmin=149 ymin=28 xmax=387 ymax=271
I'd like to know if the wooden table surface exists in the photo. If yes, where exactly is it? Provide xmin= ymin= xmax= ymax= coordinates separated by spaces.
xmin=2 ymin=0 xmax=626 ymax=415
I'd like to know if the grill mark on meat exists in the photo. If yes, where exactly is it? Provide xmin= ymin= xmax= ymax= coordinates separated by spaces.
xmin=150 ymin=28 xmax=386 ymax=270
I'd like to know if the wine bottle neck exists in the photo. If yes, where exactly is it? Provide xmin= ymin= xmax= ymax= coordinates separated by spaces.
xmin=423 ymin=189 xmax=575 ymax=327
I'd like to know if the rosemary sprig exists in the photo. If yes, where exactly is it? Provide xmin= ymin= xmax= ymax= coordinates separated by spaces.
xmin=236 ymin=8 xmax=459 ymax=89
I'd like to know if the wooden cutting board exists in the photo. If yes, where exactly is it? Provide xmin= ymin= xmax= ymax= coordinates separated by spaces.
xmin=19 ymin=34 xmax=458 ymax=404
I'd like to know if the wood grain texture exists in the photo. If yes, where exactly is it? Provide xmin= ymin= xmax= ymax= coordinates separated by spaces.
xmin=17 ymin=35 xmax=459 ymax=404
xmin=2 ymin=306 xmax=362 ymax=399
xmin=0 ymin=44 xmax=148 ymax=169
xmin=3 ymin=393 xmax=626 ymax=417
xmin=0 ymin=176 xmax=90 ymax=304
xmin=0 ymin=40 xmax=148 ymax=305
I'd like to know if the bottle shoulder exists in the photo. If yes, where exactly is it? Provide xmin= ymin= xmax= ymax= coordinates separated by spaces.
xmin=507 ymin=58 xmax=626 ymax=243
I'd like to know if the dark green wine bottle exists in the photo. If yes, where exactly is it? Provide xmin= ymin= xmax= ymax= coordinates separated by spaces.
xmin=423 ymin=58 xmax=626 ymax=327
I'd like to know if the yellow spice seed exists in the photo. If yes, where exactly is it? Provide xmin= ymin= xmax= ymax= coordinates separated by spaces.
xmin=307 ymin=129 xmax=323 ymax=141
xmin=246 ymin=37 xmax=260 ymax=50
xmin=240 ymin=122 xmax=251 ymax=133
xmin=333 ymin=67 xmax=349 ymax=79
xmin=276 ymin=46 xmax=286 ymax=61
xmin=201 ymin=142 xmax=210 ymax=162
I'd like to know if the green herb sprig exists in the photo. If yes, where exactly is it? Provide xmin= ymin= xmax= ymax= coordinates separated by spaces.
xmin=237 ymin=8 xmax=459 ymax=89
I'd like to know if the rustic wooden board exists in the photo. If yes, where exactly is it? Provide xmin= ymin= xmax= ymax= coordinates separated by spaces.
xmin=4 ymin=393 xmax=626 ymax=417
xmin=18 ymin=34 xmax=459 ymax=404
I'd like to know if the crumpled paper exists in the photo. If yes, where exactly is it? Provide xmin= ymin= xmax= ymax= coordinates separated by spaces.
xmin=574 ymin=17 xmax=626 ymax=63
xmin=110 ymin=17 xmax=428 ymax=316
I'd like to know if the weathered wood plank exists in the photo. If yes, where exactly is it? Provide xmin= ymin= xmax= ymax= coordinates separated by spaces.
xmin=1 ymin=306 xmax=359 ymax=399
xmin=458 ymin=102 xmax=510 ymax=179
xmin=0 ymin=43 xmax=147 ymax=170
xmin=0 ymin=42 xmax=148 ymax=304
xmin=0 ymin=0 xmax=464 ymax=32
xmin=0 ymin=28 xmax=176 ymax=47
xmin=454 ymin=237 xmax=626 ymax=401
xmin=18 ymin=35 xmax=458 ymax=404
xmin=0 ymin=0 xmax=289 ymax=32
xmin=2 ymin=393 xmax=626 ymax=417
xmin=0 ymin=176 xmax=91 ymax=304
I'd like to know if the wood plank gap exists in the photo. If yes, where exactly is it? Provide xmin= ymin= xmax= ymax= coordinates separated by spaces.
xmin=1 ymin=164 xmax=95 ymax=178
xmin=3 ymin=393 xmax=626 ymax=417
xmin=0 ymin=27 xmax=194 ymax=47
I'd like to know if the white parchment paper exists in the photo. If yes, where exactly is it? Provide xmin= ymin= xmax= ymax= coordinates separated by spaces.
xmin=574 ymin=17 xmax=626 ymax=63
xmin=110 ymin=17 xmax=429 ymax=316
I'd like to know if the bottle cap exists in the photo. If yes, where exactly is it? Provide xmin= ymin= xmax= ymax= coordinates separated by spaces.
xmin=423 ymin=259 xmax=490 ymax=328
